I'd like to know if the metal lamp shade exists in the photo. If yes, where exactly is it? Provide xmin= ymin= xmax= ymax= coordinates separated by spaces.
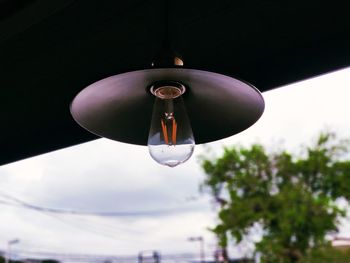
xmin=70 ymin=68 xmax=265 ymax=145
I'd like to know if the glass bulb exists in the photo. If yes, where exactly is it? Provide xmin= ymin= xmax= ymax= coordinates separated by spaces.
xmin=148 ymin=95 xmax=195 ymax=167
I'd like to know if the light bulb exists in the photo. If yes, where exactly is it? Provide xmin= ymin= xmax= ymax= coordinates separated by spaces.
xmin=148 ymin=82 xmax=195 ymax=167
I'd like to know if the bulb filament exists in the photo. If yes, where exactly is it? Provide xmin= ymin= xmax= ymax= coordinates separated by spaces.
xmin=161 ymin=117 xmax=177 ymax=145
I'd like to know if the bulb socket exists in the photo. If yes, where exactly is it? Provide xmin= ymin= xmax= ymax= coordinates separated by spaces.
xmin=150 ymin=81 xmax=186 ymax=99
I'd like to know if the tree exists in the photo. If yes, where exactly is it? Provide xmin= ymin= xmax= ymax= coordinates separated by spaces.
xmin=201 ymin=133 xmax=350 ymax=262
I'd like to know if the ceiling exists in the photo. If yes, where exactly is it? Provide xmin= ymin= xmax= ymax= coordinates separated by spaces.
xmin=1 ymin=0 xmax=349 ymax=165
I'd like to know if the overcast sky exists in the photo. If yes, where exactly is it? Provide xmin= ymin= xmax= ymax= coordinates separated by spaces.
xmin=1 ymin=67 xmax=350 ymax=261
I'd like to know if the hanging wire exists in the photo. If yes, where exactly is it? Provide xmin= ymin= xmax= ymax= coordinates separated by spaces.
xmin=0 ymin=188 xmax=203 ymax=217
xmin=0 ymin=188 xmax=207 ymax=248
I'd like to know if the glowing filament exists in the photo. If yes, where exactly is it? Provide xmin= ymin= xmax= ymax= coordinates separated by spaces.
xmin=161 ymin=117 xmax=177 ymax=145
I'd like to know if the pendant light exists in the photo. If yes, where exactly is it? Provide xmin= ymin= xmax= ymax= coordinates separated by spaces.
xmin=70 ymin=3 xmax=265 ymax=167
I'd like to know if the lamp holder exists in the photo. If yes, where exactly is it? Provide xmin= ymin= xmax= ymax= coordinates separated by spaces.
xmin=150 ymin=81 xmax=186 ymax=99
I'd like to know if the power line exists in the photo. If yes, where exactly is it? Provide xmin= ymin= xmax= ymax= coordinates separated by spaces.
xmin=1 ymin=199 xmax=173 ymax=246
xmin=0 ymin=190 xmax=203 ymax=217
xmin=0 ymin=191 xmax=193 ymax=246
xmin=0 ymin=189 xmax=209 ymax=252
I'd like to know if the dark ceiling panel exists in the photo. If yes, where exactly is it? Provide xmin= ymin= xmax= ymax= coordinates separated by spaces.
xmin=0 ymin=0 xmax=350 ymax=165
xmin=0 ymin=0 xmax=36 ymax=20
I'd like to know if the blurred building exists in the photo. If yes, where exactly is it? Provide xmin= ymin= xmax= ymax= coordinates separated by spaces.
xmin=333 ymin=237 xmax=350 ymax=251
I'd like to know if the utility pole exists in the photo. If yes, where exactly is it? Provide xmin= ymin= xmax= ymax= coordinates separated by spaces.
xmin=215 ymin=197 xmax=229 ymax=263
xmin=5 ymin=239 xmax=19 ymax=263
xmin=188 ymin=236 xmax=205 ymax=263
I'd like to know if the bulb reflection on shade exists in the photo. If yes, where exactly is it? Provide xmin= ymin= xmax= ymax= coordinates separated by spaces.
xmin=147 ymin=84 xmax=195 ymax=167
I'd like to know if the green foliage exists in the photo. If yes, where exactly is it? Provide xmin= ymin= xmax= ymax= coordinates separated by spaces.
xmin=201 ymin=133 xmax=350 ymax=262
xmin=303 ymin=245 xmax=350 ymax=263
